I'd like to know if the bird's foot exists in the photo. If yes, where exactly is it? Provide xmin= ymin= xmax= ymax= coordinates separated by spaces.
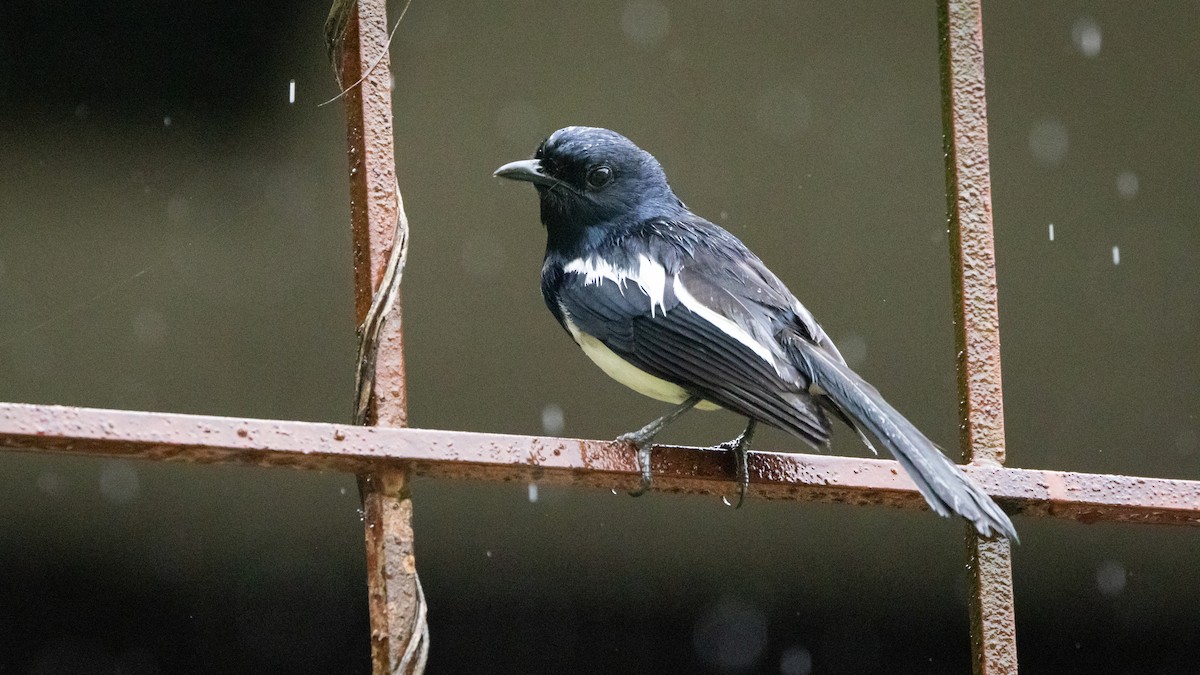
xmin=616 ymin=431 xmax=654 ymax=497
xmin=616 ymin=396 xmax=702 ymax=498
xmin=714 ymin=420 xmax=757 ymax=508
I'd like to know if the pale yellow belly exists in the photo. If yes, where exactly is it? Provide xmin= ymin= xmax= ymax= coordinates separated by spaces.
xmin=576 ymin=333 xmax=721 ymax=411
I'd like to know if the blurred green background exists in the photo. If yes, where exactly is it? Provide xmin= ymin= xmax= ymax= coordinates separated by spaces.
xmin=1 ymin=1 xmax=1197 ymax=673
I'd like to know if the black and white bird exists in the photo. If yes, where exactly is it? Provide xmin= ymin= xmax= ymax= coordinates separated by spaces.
xmin=495 ymin=126 xmax=1016 ymax=541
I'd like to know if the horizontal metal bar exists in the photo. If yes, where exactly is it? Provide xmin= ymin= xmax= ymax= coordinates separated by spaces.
xmin=2 ymin=402 xmax=1198 ymax=526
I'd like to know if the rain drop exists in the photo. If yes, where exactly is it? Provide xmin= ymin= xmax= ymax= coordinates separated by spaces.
xmin=692 ymin=596 xmax=768 ymax=671
xmin=780 ymin=646 xmax=814 ymax=675
xmin=541 ymin=404 xmax=565 ymax=436
xmin=1096 ymin=560 xmax=1127 ymax=596
xmin=99 ymin=461 xmax=139 ymax=504
xmin=1029 ymin=119 xmax=1068 ymax=166
xmin=1116 ymin=170 xmax=1139 ymax=199
xmin=1071 ymin=17 xmax=1102 ymax=58
xmin=837 ymin=334 xmax=868 ymax=368
xmin=38 ymin=472 xmax=68 ymax=498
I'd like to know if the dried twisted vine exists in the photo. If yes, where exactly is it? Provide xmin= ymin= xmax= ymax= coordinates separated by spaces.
xmin=326 ymin=2 xmax=429 ymax=672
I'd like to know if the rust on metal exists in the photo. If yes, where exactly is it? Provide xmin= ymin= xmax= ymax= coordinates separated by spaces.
xmin=328 ymin=0 xmax=422 ymax=671
xmin=940 ymin=0 xmax=1005 ymax=466
xmin=3 ymin=402 xmax=1199 ymax=527
xmin=939 ymin=0 xmax=1017 ymax=672
xmin=967 ymin=537 xmax=1017 ymax=673
xmin=333 ymin=0 xmax=408 ymax=427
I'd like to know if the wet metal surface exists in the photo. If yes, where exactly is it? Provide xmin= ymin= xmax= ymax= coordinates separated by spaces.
xmin=3 ymin=402 xmax=1198 ymax=526
xmin=329 ymin=0 xmax=421 ymax=671
xmin=336 ymin=0 xmax=408 ymax=429
xmin=940 ymin=0 xmax=1006 ymax=466
xmin=939 ymin=0 xmax=1017 ymax=672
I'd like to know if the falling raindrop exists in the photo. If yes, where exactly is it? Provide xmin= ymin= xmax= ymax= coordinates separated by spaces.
xmin=99 ymin=461 xmax=139 ymax=504
xmin=1072 ymin=17 xmax=1102 ymax=58
xmin=1096 ymin=560 xmax=1127 ymax=596
xmin=692 ymin=596 xmax=768 ymax=671
xmin=527 ymin=483 xmax=539 ymax=503
xmin=288 ymin=79 xmax=296 ymax=104
xmin=541 ymin=404 xmax=565 ymax=435
xmin=132 ymin=308 xmax=168 ymax=346
xmin=1116 ymin=170 xmax=1139 ymax=199
xmin=37 ymin=472 xmax=68 ymax=498
xmin=1048 ymin=223 xmax=1055 ymax=241
xmin=837 ymin=334 xmax=868 ymax=368
xmin=1029 ymin=119 xmax=1068 ymax=166
xmin=1112 ymin=246 xmax=1120 ymax=266
xmin=1175 ymin=427 xmax=1199 ymax=456
xmin=780 ymin=646 xmax=814 ymax=675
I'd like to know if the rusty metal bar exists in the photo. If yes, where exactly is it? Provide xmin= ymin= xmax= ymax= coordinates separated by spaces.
xmin=3 ymin=402 xmax=1199 ymax=527
xmin=327 ymin=0 xmax=424 ymax=671
xmin=938 ymin=0 xmax=1017 ymax=672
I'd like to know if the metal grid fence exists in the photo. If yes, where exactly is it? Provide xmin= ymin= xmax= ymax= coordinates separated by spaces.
xmin=2 ymin=1 xmax=1198 ymax=673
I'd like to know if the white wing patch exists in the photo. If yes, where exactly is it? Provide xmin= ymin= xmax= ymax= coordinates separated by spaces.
xmin=563 ymin=255 xmax=668 ymax=317
xmin=673 ymin=277 xmax=783 ymax=374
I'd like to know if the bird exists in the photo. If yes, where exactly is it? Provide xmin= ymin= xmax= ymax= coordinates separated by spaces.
xmin=494 ymin=125 xmax=1017 ymax=541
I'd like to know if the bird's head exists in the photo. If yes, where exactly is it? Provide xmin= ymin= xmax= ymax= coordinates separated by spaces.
xmin=494 ymin=126 xmax=683 ymax=243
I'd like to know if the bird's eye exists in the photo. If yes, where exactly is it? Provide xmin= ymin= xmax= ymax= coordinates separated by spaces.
xmin=586 ymin=165 xmax=613 ymax=189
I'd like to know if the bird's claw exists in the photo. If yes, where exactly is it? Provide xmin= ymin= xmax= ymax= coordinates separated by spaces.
xmin=715 ymin=420 xmax=756 ymax=509
xmin=732 ymin=445 xmax=749 ymax=509
xmin=618 ymin=434 xmax=654 ymax=497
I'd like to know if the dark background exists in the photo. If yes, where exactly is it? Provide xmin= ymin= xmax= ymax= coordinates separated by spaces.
xmin=1 ymin=1 xmax=1197 ymax=673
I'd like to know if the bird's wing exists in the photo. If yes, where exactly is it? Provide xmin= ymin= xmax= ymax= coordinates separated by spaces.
xmin=677 ymin=223 xmax=878 ymax=450
xmin=549 ymin=235 xmax=831 ymax=446
xmin=682 ymin=220 xmax=849 ymax=365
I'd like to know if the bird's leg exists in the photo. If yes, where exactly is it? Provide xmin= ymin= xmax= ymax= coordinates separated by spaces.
xmin=618 ymin=396 xmax=701 ymax=497
xmin=716 ymin=419 xmax=758 ymax=508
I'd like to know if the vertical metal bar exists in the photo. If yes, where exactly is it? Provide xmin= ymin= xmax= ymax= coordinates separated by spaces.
xmin=937 ymin=1 xmax=1018 ymax=673
xmin=329 ymin=1 xmax=424 ymax=672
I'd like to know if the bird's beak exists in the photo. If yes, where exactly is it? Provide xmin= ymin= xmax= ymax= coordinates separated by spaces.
xmin=493 ymin=159 xmax=557 ymax=187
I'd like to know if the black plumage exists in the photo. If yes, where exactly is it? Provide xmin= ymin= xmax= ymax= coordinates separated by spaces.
xmin=496 ymin=126 xmax=1016 ymax=541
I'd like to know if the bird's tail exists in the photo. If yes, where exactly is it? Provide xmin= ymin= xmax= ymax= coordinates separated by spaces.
xmin=787 ymin=338 xmax=1018 ymax=541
